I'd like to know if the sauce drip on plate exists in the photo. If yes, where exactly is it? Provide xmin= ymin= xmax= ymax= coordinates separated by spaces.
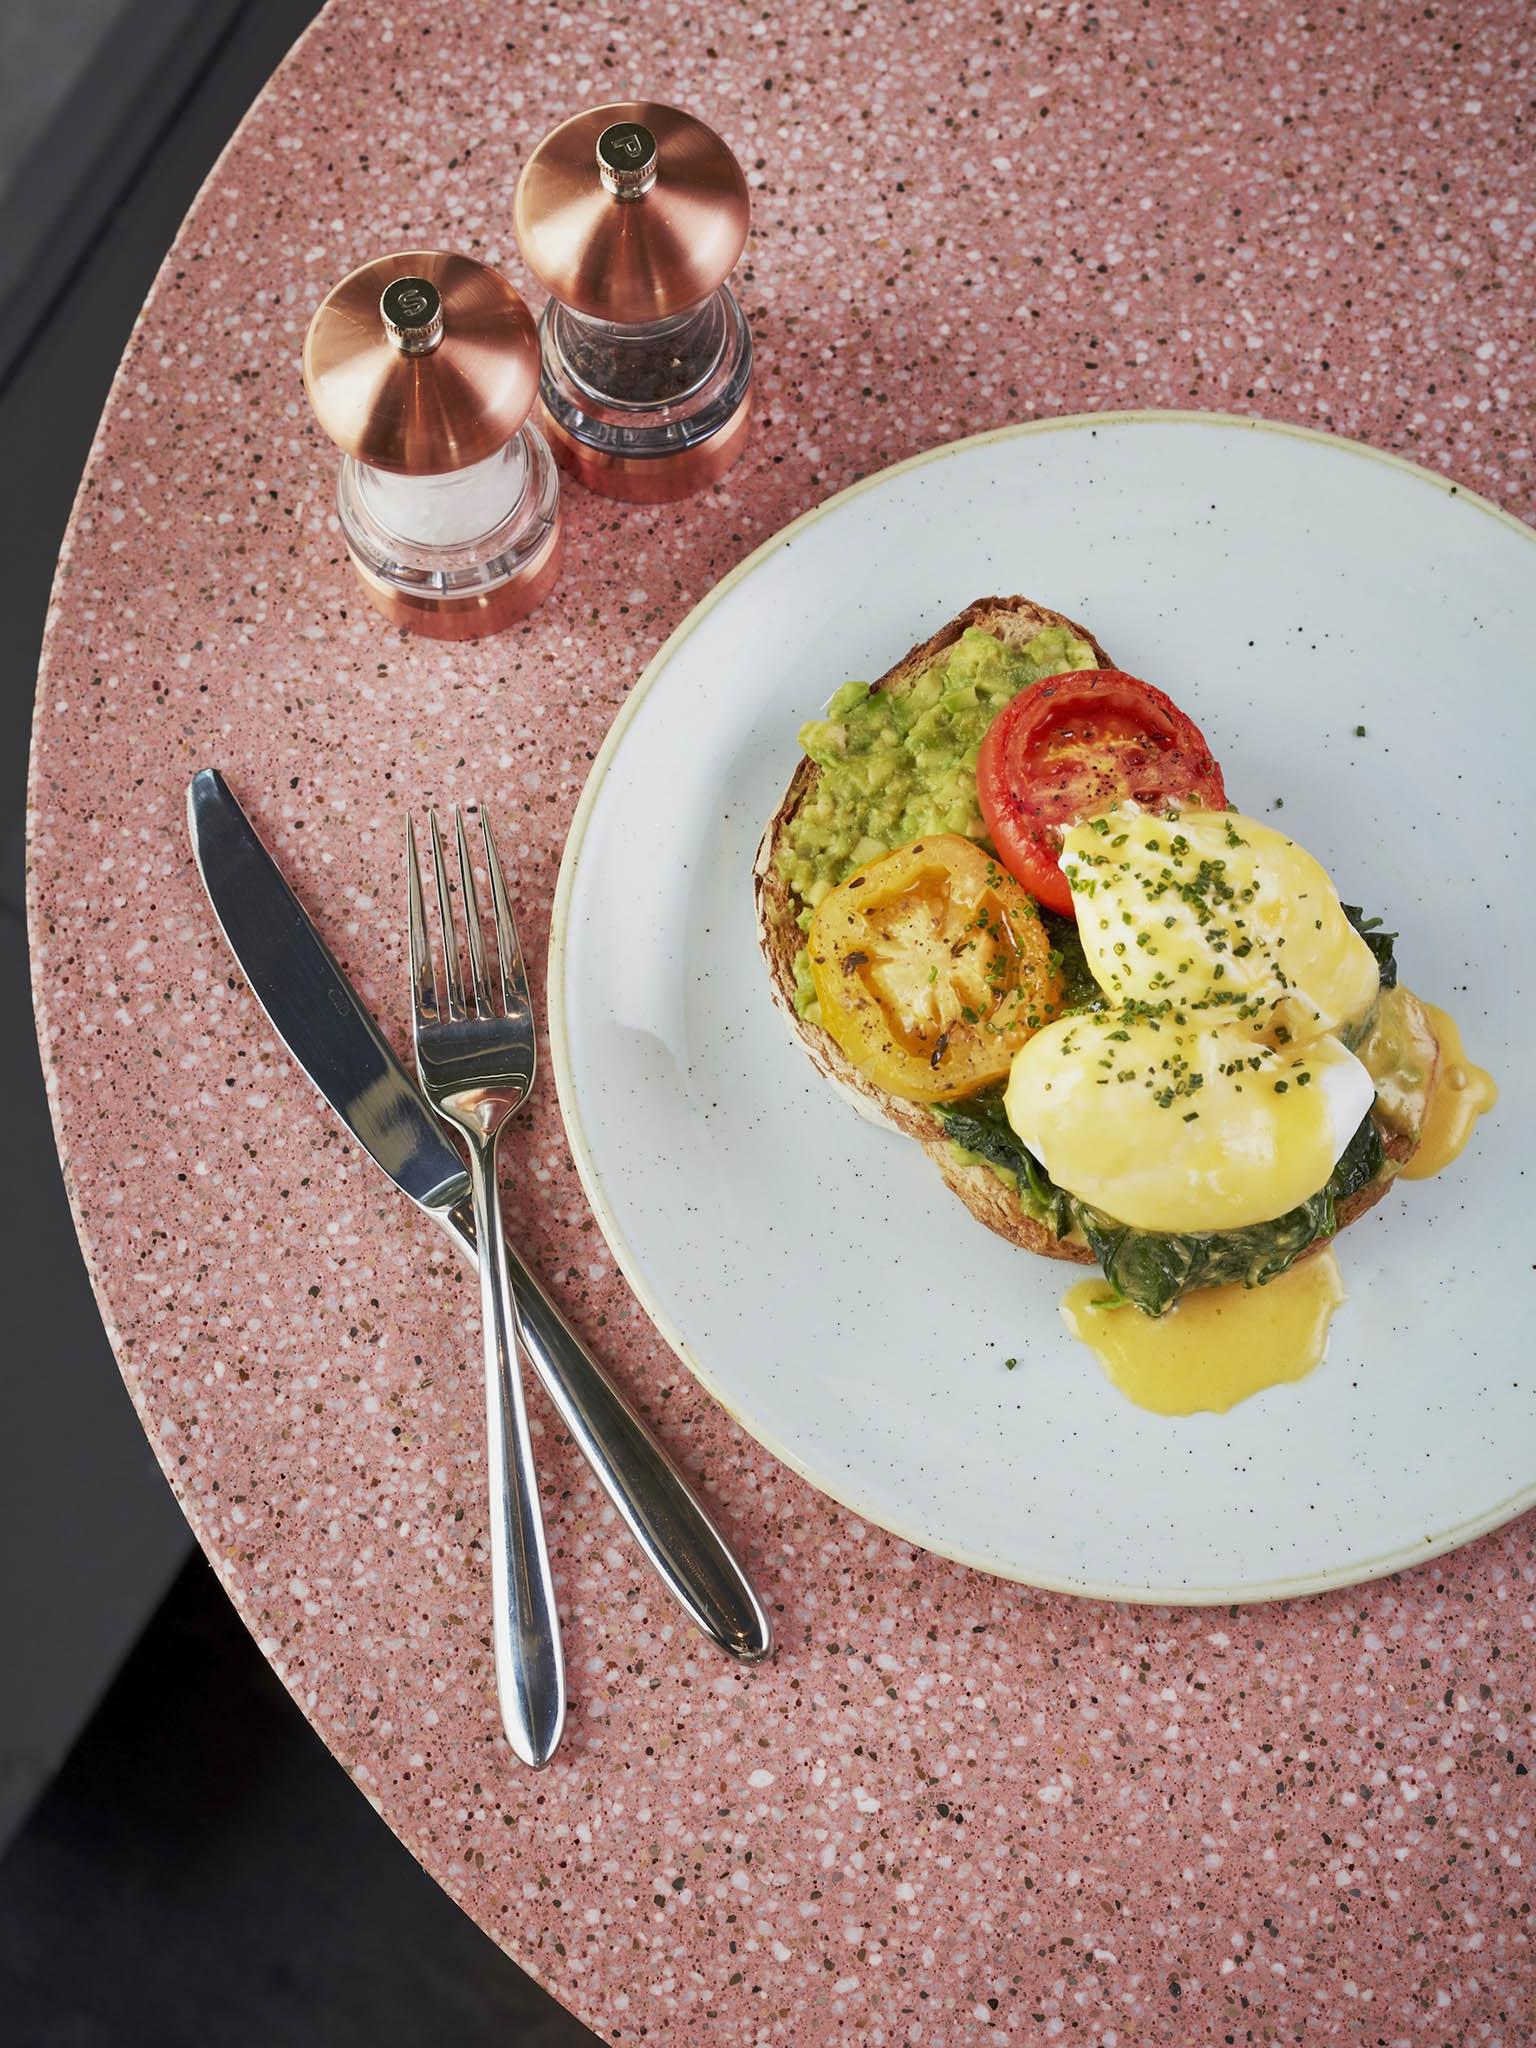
xmin=1060 ymin=1252 xmax=1347 ymax=1417
xmin=1058 ymin=999 xmax=1492 ymax=1417
xmin=1402 ymin=1000 xmax=1498 ymax=1180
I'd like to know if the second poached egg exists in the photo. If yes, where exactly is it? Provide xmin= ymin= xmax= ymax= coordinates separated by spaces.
xmin=1058 ymin=806 xmax=1380 ymax=1044
xmin=1004 ymin=1014 xmax=1375 ymax=1232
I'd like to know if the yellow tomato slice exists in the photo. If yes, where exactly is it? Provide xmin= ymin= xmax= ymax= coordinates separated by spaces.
xmin=807 ymin=835 xmax=1066 ymax=1102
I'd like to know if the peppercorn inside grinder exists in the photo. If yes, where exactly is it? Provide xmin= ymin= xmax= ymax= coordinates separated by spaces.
xmin=302 ymin=252 xmax=561 ymax=637
xmin=514 ymin=103 xmax=753 ymax=503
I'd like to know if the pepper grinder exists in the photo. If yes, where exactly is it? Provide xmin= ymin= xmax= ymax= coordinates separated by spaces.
xmin=302 ymin=251 xmax=561 ymax=638
xmin=514 ymin=103 xmax=753 ymax=503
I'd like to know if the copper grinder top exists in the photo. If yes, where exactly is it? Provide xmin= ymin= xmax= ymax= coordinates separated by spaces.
xmin=302 ymin=250 xmax=541 ymax=475
xmin=514 ymin=103 xmax=750 ymax=325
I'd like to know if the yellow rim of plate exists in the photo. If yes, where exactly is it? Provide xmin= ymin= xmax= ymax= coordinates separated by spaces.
xmin=548 ymin=407 xmax=1536 ymax=1606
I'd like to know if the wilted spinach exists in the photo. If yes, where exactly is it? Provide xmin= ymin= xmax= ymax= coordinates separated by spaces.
xmin=1342 ymin=903 xmax=1398 ymax=990
xmin=934 ymin=1096 xmax=1386 ymax=1319
xmin=934 ymin=1091 xmax=1073 ymax=1237
xmin=1074 ymin=1113 xmax=1383 ymax=1316
xmin=1038 ymin=908 xmax=1099 ymax=1015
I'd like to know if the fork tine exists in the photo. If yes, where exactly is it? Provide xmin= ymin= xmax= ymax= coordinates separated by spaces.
xmin=479 ymin=807 xmax=525 ymax=1011
xmin=427 ymin=807 xmax=467 ymax=1020
xmin=405 ymin=815 xmax=438 ymax=1022
xmin=454 ymin=805 xmax=491 ymax=1017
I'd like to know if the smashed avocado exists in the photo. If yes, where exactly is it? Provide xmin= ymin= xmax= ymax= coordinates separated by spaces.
xmin=779 ymin=624 xmax=1097 ymax=1016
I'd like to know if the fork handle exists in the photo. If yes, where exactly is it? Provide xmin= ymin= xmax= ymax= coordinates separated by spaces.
xmin=464 ymin=1129 xmax=567 ymax=1769
xmin=439 ymin=1198 xmax=773 ymax=1663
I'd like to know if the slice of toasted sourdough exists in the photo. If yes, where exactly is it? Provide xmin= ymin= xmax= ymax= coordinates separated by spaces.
xmin=752 ymin=594 xmax=1421 ymax=1268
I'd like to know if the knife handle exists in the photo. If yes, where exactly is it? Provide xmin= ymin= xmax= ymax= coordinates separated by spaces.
xmin=440 ymin=1198 xmax=772 ymax=1662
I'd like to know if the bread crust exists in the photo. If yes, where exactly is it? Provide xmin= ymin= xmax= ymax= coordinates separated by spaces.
xmin=753 ymin=596 xmax=1420 ymax=1276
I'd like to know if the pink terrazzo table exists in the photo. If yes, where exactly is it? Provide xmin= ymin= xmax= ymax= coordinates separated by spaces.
xmin=27 ymin=0 xmax=1536 ymax=2038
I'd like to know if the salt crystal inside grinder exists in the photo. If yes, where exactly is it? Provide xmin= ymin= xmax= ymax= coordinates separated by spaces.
xmin=302 ymin=251 xmax=561 ymax=638
xmin=515 ymin=103 xmax=753 ymax=503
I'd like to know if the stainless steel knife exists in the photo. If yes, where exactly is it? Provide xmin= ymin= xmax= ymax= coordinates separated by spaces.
xmin=188 ymin=768 xmax=770 ymax=1661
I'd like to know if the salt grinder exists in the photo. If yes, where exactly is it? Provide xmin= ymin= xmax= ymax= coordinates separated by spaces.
xmin=514 ymin=103 xmax=753 ymax=503
xmin=302 ymin=251 xmax=561 ymax=637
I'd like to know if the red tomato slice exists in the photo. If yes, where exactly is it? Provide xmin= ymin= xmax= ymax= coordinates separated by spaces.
xmin=976 ymin=670 xmax=1227 ymax=916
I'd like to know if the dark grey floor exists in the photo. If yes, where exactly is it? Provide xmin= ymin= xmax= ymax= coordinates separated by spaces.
xmin=0 ymin=2 xmax=595 ymax=2038
xmin=0 ymin=0 xmax=133 ymax=190
xmin=0 ymin=1557 xmax=595 ymax=2046
xmin=0 ymin=0 xmax=338 ymax=1851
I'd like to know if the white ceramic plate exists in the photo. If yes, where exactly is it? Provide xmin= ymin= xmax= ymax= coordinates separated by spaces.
xmin=550 ymin=412 xmax=1534 ymax=1602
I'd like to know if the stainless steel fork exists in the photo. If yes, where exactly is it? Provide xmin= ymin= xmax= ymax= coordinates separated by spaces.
xmin=407 ymin=805 xmax=564 ymax=1769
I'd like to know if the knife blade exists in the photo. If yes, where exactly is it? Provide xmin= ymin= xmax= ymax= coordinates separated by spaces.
xmin=188 ymin=768 xmax=770 ymax=1661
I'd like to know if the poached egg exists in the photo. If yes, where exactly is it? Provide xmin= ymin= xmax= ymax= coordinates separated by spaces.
xmin=1059 ymin=805 xmax=1380 ymax=1044
xmin=1005 ymin=1013 xmax=1374 ymax=1232
xmin=1004 ymin=805 xmax=1380 ymax=1235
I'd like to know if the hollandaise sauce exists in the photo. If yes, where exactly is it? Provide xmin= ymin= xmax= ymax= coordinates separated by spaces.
xmin=1402 ymin=1001 xmax=1498 ymax=1180
xmin=1060 ymin=1252 xmax=1347 ymax=1417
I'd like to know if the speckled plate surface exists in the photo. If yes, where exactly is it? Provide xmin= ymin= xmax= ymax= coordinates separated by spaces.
xmin=551 ymin=411 xmax=1534 ymax=1602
